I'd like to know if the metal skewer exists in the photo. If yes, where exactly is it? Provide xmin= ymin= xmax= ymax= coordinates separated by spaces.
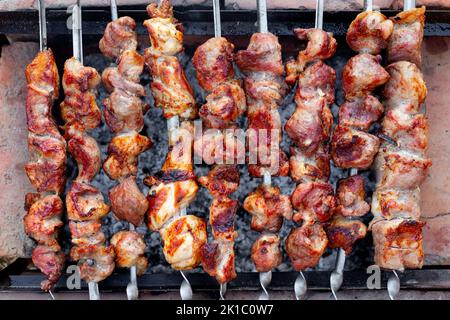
xmin=107 ymin=0 xmax=140 ymax=300
xmin=386 ymin=0 xmax=416 ymax=301
xmin=71 ymin=1 xmax=99 ymax=300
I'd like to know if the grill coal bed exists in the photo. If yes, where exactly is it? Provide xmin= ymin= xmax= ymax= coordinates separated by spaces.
xmin=0 ymin=5 xmax=449 ymax=295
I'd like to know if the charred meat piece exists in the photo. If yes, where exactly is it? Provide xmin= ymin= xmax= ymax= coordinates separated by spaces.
xmin=331 ymin=125 xmax=380 ymax=170
xmin=243 ymin=184 xmax=293 ymax=233
xmin=346 ymin=11 xmax=394 ymax=54
xmin=25 ymin=49 xmax=59 ymax=100
xmin=247 ymin=149 xmax=290 ymax=177
xmin=371 ymin=188 xmax=421 ymax=221
xmin=32 ymin=245 xmax=65 ymax=291
xmin=387 ymin=7 xmax=425 ymax=67
xmin=201 ymin=240 xmax=236 ymax=284
xmin=160 ymin=215 xmax=207 ymax=270
xmin=338 ymin=95 xmax=384 ymax=131
xmin=67 ymin=130 xmax=101 ymax=183
xmin=285 ymin=224 xmax=328 ymax=271
xmin=103 ymin=132 xmax=152 ymax=180
xmin=289 ymin=145 xmax=330 ymax=183
xmin=70 ymin=244 xmax=115 ymax=283
xmin=325 ymin=216 xmax=367 ymax=254
xmin=209 ymin=197 xmax=238 ymax=242
xmin=342 ymin=53 xmax=390 ymax=99
xmin=371 ymin=219 xmax=425 ymax=270
xmin=335 ymin=175 xmax=370 ymax=217
xmin=251 ymin=234 xmax=282 ymax=272
xmin=99 ymin=16 xmax=138 ymax=59
xmin=25 ymin=86 xmax=60 ymax=137
xmin=198 ymin=165 xmax=240 ymax=198
xmin=69 ymin=220 xmax=106 ymax=247
xmin=291 ymin=181 xmax=335 ymax=224
xmin=66 ymin=181 xmax=110 ymax=222
xmin=199 ymin=80 xmax=246 ymax=129
xmin=111 ymin=230 xmax=148 ymax=275
xmin=192 ymin=37 xmax=235 ymax=92
xmin=109 ymin=176 xmax=149 ymax=227
xmin=286 ymin=28 xmax=337 ymax=84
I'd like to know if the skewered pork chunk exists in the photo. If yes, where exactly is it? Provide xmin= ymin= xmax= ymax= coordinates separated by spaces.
xmin=60 ymin=58 xmax=101 ymax=131
xmin=286 ymin=28 xmax=337 ymax=84
xmin=331 ymin=125 xmax=380 ymax=170
xmin=66 ymin=181 xmax=110 ymax=222
xmin=325 ymin=217 xmax=367 ymax=255
xmin=371 ymin=219 xmax=425 ymax=270
xmin=334 ymin=175 xmax=370 ymax=217
xmin=24 ymin=195 xmax=64 ymax=248
xmin=198 ymin=165 xmax=240 ymax=198
xmin=109 ymin=176 xmax=149 ymax=226
xmin=209 ymin=198 xmax=238 ymax=242
xmin=25 ymin=50 xmax=59 ymax=100
xmin=198 ymin=80 xmax=246 ymax=129
xmin=382 ymin=61 xmax=427 ymax=111
xmin=338 ymin=95 xmax=384 ymax=131
xmin=103 ymin=132 xmax=152 ymax=180
xmin=111 ymin=231 xmax=148 ymax=276
xmin=70 ymin=245 xmax=115 ymax=283
xmin=346 ymin=11 xmax=394 ymax=55
xmin=289 ymin=145 xmax=330 ymax=183
xmin=32 ymin=245 xmax=65 ymax=291
xmin=387 ymin=7 xmax=425 ymax=67
xmin=243 ymin=184 xmax=293 ymax=233
xmin=67 ymin=130 xmax=101 ymax=183
xmin=160 ymin=215 xmax=207 ymax=270
xmin=251 ymin=234 xmax=282 ymax=272
xmin=69 ymin=220 xmax=105 ymax=247
xmin=285 ymin=223 xmax=328 ymax=271
xmin=193 ymin=37 xmax=235 ymax=92
xmin=371 ymin=188 xmax=421 ymax=221
xmin=201 ymin=240 xmax=236 ymax=284
xmin=342 ymin=53 xmax=390 ymax=99
xmin=99 ymin=16 xmax=138 ymax=59
xmin=291 ymin=181 xmax=336 ymax=224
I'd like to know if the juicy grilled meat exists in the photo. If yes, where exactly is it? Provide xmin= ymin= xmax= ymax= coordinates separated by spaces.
xmin=70 ymin=245 xmax=115 ymax=283
xmin=111 ymin=230 xmax=148 ymax=275
xmin=25 ymin=50 xmax=59 ymax=100
xmin=331 ymin=125 xmax=380 ymax=170
xmin=66 ymin=181 xmax=110 ymax=222
xmin=295 ymin=60 xmax=336 ymax=105
xmin=209 ymin=198 xmax=238 ymax=242
xmin=285 ymin=223 xmax=328 ymax=271
xmin=286 ymin=28 xmax=337 ymax=84
xmin=198 ymin=165 xmax=240 ymax=198
xmin=109 ymin=176 xmax=149 ymax=227
xmin=346 ymin=11 xmax=394 ymax=54
xmin=201 ymin=240 xmax=236 ymax=284
xmin=67 ymin=130 xmax=101 ymax=183
xmin=69 ymin=220 xmax=105 ymax=247
xmin=243 ymin=184 xmax=293 ymax=233
xmin=325 ymin=217 xmax=367 ymax=255
xmin=342 ymin=53 xmax=390 ymax=99
xmin=371 ymin=188 xmax=421 ymax=221
xmin=99 ymin=16 xmax=138 ymax=59
xmin=193 ymin=37 xmax=235 ymax=92
xmin=160 ymin=215 xmax=207 ymax=270
xmin=387 ymin=7 xmax=425 ymax=67
xmin=31 ymin=245 xmax=65 ymax=291
xmin=291 ymin=181 xmax=336 ymax=224
xmin=289 ymin=145 xmax=330 ymax=183
xmin=103 ymin=132 xmax=152 ymax=180
xmin=338 ymin=95 xmax=384 ymax=131
xmin=335 ymin=175 xmax=370 ymax=217
xmin=251 ymin=234 xmax=282 ymax=272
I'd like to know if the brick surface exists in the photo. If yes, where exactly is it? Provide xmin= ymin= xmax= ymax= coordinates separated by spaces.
xmin=421 ymin=37 xmax=450 ymax=265
xmin=0 ymin=42 xmax=37 ymax=258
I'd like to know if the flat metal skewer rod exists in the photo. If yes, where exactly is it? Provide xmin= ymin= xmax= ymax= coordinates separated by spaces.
xmin=179 ymin=207 xmax=193 ymax=300
xmin=404 ymin=0 xmax=415 ymax=10
xmin=111 ymin=0 xmax=118 ymax=21
xmin=315 ymin=0 xmax=324 ymax=29
xmin=364 ymin=0 xmax=373 ymax=12
xmin=213 ymin=0 xmax=221 ymax=38
xmin=257 ymin=0 xmax=268 ymax=34
xmin=38 ymin=0 xmax=47 ymax=51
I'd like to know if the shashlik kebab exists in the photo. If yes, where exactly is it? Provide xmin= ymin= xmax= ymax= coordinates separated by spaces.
xmin=192 ymin=13 xmax=245 ymax=291
xmin=282 ymin=7 xmax=337 ymax=298
xmin=238 ymin=0 xmax=292 ymax=300
xmin=23 ymin=3 xmax=66 ymax=290
xmin=371 ymin=5 xmax=430 ymax=283
xmin=62 ymin=4 xmax=115 ymax=297
xmin=99 ymin=1 xmax=151 ymax=300
xmin=143 ymin=0 xmax=207 ymax=282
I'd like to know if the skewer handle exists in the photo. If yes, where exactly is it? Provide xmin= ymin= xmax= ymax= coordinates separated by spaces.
xmin=258 ymin=270 xmax=271 ymax=300
xmin=212 ymin=0 xmax=221 ymax=38
xmin=88 ymin=282 xmax=100 ymax=300
xmin=330 ymin=248 xmax=346 ymax=300
xmin=294 ymin=271 xmax=307 ymax=300
xmin=111 ymin=0 xmax=118 ymax=21
xmin=315 ymin=0 xmax=324 ymax=29
xmin=219 ymin=282 xmax=227 ymax=300
xmin=257 ymin=0 xmax=268 ymax=34
xmin=180 ymin=271 xmax=193 ymax=300
xmin=388 ymin=270 xmax=400 ymax=300
xmin=38 ymin=0 xmax=47 ymax=51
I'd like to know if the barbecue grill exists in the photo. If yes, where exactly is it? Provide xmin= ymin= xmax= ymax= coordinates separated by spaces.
xmin=0 ymin=1 xmax=449 ymax=299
